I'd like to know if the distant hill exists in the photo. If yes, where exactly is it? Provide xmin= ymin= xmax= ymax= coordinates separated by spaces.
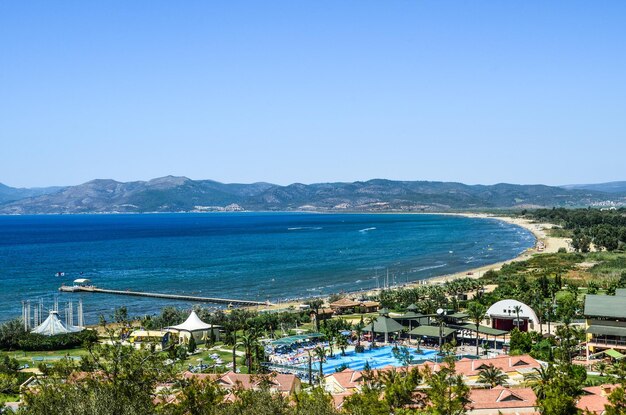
xmin=0 ymin=176 xmax=623 ymax=214
xmin=0 ymin=183 xmax=66 ymax=204
xmin=561 ymin=181 xmax=626 ymax=194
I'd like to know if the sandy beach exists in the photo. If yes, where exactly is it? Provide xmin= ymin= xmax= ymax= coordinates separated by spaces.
xmin=258 ymin=213 xmax=571 ymax=310
xmin=422 ymin=213 xmax=570 ymax=285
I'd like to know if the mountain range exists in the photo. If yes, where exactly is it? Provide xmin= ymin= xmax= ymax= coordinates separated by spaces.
xmin=0 ymin=177 xmax=624 ymax=214
xmin=560 ymin=181 xmax=626 ymax=194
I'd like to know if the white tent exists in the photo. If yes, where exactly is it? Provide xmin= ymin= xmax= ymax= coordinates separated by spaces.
xmin=165 ymin=311 xmax=221 ymax=343
xmin=31 ymin=310 xmax=82 ymax=336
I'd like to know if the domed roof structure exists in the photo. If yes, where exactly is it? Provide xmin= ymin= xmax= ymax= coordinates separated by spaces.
xmin=486 ymin=299 xmax=540 ymax=327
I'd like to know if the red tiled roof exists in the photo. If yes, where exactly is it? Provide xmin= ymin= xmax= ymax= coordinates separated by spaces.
xmin=330 ymin=298 xmax=361 ymax=308
xmin=454 ymin=355 xmax=541 ymax=377
xmin=183 ymin=371 xmax=298 ymax=395
xmin=577 ymin=384 xmax=617 ymax=414
xmin=469 ymin=386 xmax=537 ymax=410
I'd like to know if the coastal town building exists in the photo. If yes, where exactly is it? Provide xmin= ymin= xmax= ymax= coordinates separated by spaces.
xmin=329 ymin=298 xmax=380 ymax=314
xmin=584 ymin=292 xmax=626 ymax=359
xmin=323 ymin=355 xmax=542 ymax=395
xmin=323 ymin=355 xmax=614 ymax=414
xmin=183 ymin=371 xmax=301 ymax=396
xmin=486 ymin=299 xmax=539 ymax=332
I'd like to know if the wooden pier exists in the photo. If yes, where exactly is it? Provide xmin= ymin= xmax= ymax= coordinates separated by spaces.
xmin=59 ymin=285 xmax=270 ymax=307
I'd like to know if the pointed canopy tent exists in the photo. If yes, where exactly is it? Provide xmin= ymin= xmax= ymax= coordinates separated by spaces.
xmin=31 ymin=310 xmax=82 ymax=336
xmin=406 ymin=304 xmax=418 ymax=312
xmin=165 ymin=311 xmax=221 ymax=343
xmin=362 ymin=316 xmax=404 ymax=343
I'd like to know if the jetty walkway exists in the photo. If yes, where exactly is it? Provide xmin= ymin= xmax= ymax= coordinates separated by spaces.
xmin=59 ymin=285 xmax=270 ymax=307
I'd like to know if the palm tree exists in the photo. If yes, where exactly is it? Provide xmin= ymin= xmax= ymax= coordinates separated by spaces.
xmin=466 ymin=302 xmax=486 ymax=356
xmin=596 ymin=361 xmax=607 ymax=377
xmin=335 ymin=334 xmax=348 ymax=356
xmin=513 ymin=305 xmax=523 ymax=330
xmin=524 ymin=365 xmax=553 ymax=400
xmin=355 ymin=323 xmax=363 ymax=350
xmin=365 ymin=317 xmax=377 ymax=349
xmin=477 ymin=364 xmax=508 ymax=388
xmin=327 ymin=336 xmax=335 ymax=358
xmin=231 ymin=331 xmax=238 ymax=372
xmin=239 ymin=331 xmax=259 ymax=373
xmin=313 ymin=346 xmax=327 ymax=384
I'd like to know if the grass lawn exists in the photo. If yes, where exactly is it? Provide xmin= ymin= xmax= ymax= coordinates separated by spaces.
xmin=5 ymin=348 xmax=90 ymax=367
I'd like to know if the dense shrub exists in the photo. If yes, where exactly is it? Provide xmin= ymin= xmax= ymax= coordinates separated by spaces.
xmin=16 ymin=330 xmax=98 ymax=351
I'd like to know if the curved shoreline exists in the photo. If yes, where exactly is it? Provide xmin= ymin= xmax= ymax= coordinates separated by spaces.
xmin=419 ymin=213 xmax=567 ymax=285
xmin=258 ymin=213 xmax=570 ymax=310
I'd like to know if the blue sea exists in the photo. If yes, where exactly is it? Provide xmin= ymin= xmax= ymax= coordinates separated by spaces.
xmin=0 ymin=213 xmax=534 ymax=324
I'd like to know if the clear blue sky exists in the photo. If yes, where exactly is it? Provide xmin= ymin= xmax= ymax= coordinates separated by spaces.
xmin=1 ymin=1 xmax=625 ymax=188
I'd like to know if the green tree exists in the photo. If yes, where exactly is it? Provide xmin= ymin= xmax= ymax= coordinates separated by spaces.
xmin=293 ymin=387 xmax=339 ymax=415
xmin=335 ymin=334 xmax=348 ymax=356
xmin=424 ymin=357 xmax=470 ymax=415
xmin=158 ymin=377 xmax=225 ymax=415
xmin=477 ymin=364 xmax=507 ymax=388
xmin=187 ymin=335 xmax=197 ymax=354
xmin=313 ymin=346 xmax=327 ymax=383
xmin=465 ymin=302 xmax=486 ymax=356
xmin=305 ymin=298 xmax=324 ymax=332
xmin=21 ymin=342 xmax=172 ymax=415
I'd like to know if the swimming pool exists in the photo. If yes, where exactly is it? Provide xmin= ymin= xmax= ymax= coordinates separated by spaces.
xmin=308 ymin=346 xmax=440 ymax=372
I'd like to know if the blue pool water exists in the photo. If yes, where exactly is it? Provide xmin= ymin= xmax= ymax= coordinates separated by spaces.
xmin=0 ymin=212 xmax=534 ymax=323
xmin=311 ymin=346 xmax=440 ymax=372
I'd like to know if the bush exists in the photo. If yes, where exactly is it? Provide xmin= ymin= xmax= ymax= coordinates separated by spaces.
xmin=354 ymin=345 xmax=365 ymax=353
xmin=0 ymin=319 xmax=26 ymax=350
xmin=16 ymin=330 xmax=98 ymax=351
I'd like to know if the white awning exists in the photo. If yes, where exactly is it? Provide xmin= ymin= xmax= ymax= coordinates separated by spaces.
xmin=73 ymin=278 xmax=91 ymax=284
xmin=31 ymin=311 xmax=82 ymax=336
xmin=165 ymin=311 xmax=220 ymax=332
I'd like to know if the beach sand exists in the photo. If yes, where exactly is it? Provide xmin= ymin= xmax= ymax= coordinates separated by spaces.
xmin=255 ymin=213 xmax=570 ymax=311
xmin=422 ymin=213 xmax=569 ymax=285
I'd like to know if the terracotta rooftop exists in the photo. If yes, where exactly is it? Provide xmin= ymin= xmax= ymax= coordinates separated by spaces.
xmin=469 ymin=386 xmax=536 ymax=410
xmin=183 ymin=371 xmax=299 ymax=395
xmin=329 ymin=298 xmax=361 ymax=308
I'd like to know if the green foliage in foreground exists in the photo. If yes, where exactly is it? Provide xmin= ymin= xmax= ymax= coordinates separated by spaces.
xmin=0 ymin=319 xmax=98 ymax=352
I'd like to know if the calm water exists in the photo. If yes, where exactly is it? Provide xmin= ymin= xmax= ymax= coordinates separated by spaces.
xmin=0 ymin=213 xmax=534 ymax=324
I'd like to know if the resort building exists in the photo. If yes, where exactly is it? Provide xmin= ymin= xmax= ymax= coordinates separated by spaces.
xmin=183 ymin=371 xmax=301 ymax=396
xmin=584 ymin=293 xmax=626 ymax=359
xmin=486 ymin=299 xmax=539 ymax=332
xmin=467 ymin=386 xmax=537 ymax=415
xmin=323 ymin=355 xmax=541 ymax=395
xmin=466 ymin=384 xmax=614 ymax=415
xmin=127 ymin=330 xmax=174 ymax=350
xmin=329 ymin=298 xmax=380 ymax=314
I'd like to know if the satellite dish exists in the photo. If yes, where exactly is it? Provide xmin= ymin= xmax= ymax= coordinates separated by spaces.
xmin=436 ymin=308 xmax=444 ymax=316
